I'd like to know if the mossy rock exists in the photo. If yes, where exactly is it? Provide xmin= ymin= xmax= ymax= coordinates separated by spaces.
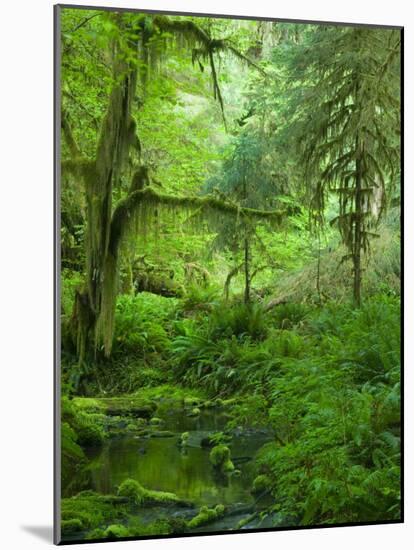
xmin=76 ymin=423 xmax=105 ymax=447
xmin=117 ymin=479 xmax=146 ymax=505
xmin=72 ymin=398 xmax=105 ymax=413
xmin=184 ymin=397 xmax=202 ymax=408
xmin=209 ymin=444 xmax=235 ymax=474
xmin=252 ymin=474 xmax=271 ymax=494
xmin=188 ymin=504 xmax=226 ymax=529
xmin=209 ymin=444 xmax=230 ymax=467
xmin=149 ymin=417 xmax=164 ymax=426
xmin=99 ymin=397 xmax=157 ymax=418
xmin=73 ymin=397 xmax=156 ymax=418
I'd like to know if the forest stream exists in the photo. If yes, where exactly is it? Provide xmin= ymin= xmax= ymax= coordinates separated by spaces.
xmin=63 ymin=402 xmax=277 ymax=539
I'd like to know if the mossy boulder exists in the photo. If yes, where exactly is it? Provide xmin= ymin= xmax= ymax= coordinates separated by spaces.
xmin=71 ymin=398 xmax=104 ymax=413
xmin=184 ymin=397 xmax=202 ymax=408
xmin=99 ymin=397 xmax=157 ymax=418
xmin=117 ymin=479 xmax=146 ymax=505
xmin=251 ymin=474 xmax=271 ymax=495
xmin=149 ymin=417 xmax=164 ymax=426
xmin=187 ymin=407 xmax=201 ymax=417
xmin=188 ymin=504 xmax=226 ymax=529
xmin=62 ymin=398 xmax=106 ymax=449
xmin=76 ymin=422 xmax=105 ymax=447
xmin=209 ymin=444 xmax=235 ymax=474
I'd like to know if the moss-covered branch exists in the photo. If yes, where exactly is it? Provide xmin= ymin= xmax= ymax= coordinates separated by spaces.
xmin=152 ymin=15 xmax=212 ymax=46
xmin=109 ymin=186 xmax=285 ymax=256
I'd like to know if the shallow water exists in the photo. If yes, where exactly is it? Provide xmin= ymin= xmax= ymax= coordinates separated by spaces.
xmin=64 ymin=403 xmax=274 ymax=532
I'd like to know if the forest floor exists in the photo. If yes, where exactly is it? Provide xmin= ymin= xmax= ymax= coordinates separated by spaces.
xmin=60 ymin=289 xmax=401 ymax=541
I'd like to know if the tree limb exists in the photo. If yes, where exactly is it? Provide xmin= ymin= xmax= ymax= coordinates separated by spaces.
xmin=109 ymin=186 xmax=286 ymax=257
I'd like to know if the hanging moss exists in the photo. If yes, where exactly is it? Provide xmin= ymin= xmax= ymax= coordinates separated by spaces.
xmin=62 ymin=14 xmax=288 ymax=361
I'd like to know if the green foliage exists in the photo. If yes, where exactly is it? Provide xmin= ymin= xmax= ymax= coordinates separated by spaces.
xmin=59 ymin=7 xmax=401 ymax=537
xmin=208 ymin=303 xmax=268 ymax=340
xmin=112 ymin=293 xmax=175 ymax=358
xmin=255 ymin=296 xmax=401 ymax=525
xmin=172 ymin=302 xmax=276 ymax=392
xmin=61 ymin=491 xmax=128 ymax=533
xmin=61 ymin=269 xmax=83 ymax=316
xmin=61 ymin=518 xmax=83 ymax=535
xmin=178 ymin=284 xmax=221 ymax=314
xmin=252 ymin=474 xmax=271 ymax=495
xmin=270 ymin=303 xmax=309 ymax=329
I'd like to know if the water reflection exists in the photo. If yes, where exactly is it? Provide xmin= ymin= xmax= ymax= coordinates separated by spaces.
xmin=64 ymin=407 xmax=272 ymax=510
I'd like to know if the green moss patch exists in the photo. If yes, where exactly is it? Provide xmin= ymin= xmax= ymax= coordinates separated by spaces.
xmin=73 ymin=396 xmax=157 ymax=418
xmin=188 ymin=504 xmax=226 ymax=529
xmin=209 ymin=444 xmax=235 ymax=474
xmin=61 ymin=491 xmax=128 ymax=534
xmin=117 ymin=478 xmax=192 ymax=507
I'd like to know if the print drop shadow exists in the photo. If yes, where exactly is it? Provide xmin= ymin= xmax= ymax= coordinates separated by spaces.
xmin=21 ymin=525 xmax=53 ymax=543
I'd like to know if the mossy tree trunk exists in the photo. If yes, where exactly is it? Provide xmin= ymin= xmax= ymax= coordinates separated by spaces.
xmin=64 ymin=22 xmax=140 ymax=362
xmin=62 ymin=16 xmax=286 ymax=361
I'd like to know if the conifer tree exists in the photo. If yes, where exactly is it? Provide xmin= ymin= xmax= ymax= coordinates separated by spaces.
xmin=291 ymin=26 xmax=400 ymax=305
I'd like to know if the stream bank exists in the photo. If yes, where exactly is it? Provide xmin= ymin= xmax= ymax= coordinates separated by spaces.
xmin=61 ymin=391 xmax=278 ymax=540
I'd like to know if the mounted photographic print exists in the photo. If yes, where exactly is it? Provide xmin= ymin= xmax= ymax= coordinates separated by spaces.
xmin=54 ymin=3 xmax=403 ymax=544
